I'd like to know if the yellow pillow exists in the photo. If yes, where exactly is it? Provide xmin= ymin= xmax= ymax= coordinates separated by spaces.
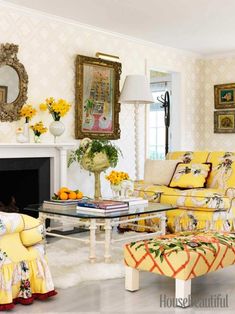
xmin=169 ymin=163 xmax=211 ymax=189
xmin=20 ymin=224 xmax=44 ymax=247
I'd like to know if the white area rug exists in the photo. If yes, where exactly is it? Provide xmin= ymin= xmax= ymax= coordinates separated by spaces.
xmin=47 ymin=232 xmax=127 ymax=289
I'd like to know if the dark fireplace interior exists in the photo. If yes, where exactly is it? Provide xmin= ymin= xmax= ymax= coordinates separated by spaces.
xmin=0 ymin=158 xmax=50 ymax=217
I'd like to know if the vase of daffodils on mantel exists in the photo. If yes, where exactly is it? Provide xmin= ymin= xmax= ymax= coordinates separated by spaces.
xmin=19 ymin=104 xmax=37 ymax=143
xmin=40 ymin=97 xmax=71 ymax=143
xmin=30 ymin=121 xmax=48 ymax=143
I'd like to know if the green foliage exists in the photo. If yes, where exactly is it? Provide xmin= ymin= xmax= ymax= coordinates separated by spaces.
xmin=68 ymin=139 xmax=122 ymax=168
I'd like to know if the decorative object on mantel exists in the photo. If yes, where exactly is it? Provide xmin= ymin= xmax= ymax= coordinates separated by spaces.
xmin=40 ymin=97 xmax=71 ymax=143
xmin=214 ymin=83 xmax=235 ymax=109
xmin=75 ymin=54 xmax=121 ymax=140
xmin=214 ymin=110 xmax=235 ymax=133
xmin=119 ymin=75 xmax=154 ymax=180
xmin=19 ymin=104 xmax=37 ymax=143
xmin=0 ymin=43 xmax=28 ymax=122
xmin=69 ymin=138 xmax=122 ymax=199
xmin=30 ymin=121 xmax=47 ymax=143
xmin=106 ymin=170 xmax=133 ymax=199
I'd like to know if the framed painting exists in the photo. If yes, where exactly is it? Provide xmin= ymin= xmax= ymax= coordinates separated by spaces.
xmin=214 ymin=110 xmax=235 ymax=133
xmin=214 ymin=83 xmax=235 ymax=109
xmin=75 ymin=55 xmax=122 ymax=139
xmin=0 ymin=85 xmax=8 ymax=103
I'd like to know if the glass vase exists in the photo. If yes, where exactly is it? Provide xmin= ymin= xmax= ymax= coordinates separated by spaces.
xmin=111 ymin=184 xmax=121 ymax=199
xmin=34 ymin=135 xmax=41 ymax=143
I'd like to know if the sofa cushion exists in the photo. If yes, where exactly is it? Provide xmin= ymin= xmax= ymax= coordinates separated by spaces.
xmin=135 ymin=183 xmax=230 ymax=211
xmin=206 ymin=151 xmax=235 ymax=190
xmin=144 ymin=159 xmax=180 ymax=185
xmin=169 ymin=163 xmax=211 ymax=189
xmin=166 ymin=151 xmax=209 ymax=163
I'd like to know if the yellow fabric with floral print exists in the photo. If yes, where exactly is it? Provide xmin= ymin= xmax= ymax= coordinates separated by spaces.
xmin=207 ymin=152 xmax=235 ymax=190
xmin=0 ymin=211 xmax=56 ymax=310
xmin=127 ymin=151 xmax=235 ymax=233
xmin=124 ymin=231 xmax=235 ymax=280
xmin=166 ymin=151 xmax=209 ymax=164
xmin=169 ymin=163 xmax=211 ymax=189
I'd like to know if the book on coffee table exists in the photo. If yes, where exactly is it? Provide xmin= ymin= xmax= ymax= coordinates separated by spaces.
xmin=76 ymin=205 xmax=129 ymax=214
xmin=120 ymin=197 xmax=148 ymax=206
xmin=77 ymin=199 xmax=128 ymax=210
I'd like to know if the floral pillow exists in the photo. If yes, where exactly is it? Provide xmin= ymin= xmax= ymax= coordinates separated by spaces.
xmin=169 ymin=163 xmax=211 ymax=189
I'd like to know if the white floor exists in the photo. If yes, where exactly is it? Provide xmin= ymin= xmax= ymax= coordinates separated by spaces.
xmin=13 ymin=265 xmax=235 ymax=313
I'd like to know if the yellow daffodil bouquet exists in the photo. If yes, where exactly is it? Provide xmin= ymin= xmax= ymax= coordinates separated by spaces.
xmin=40 ymin=97 xmax=71 ymax=121
xmin=106 ymin=170 xmax=130 ymax=185
xmin=30 ymin=121 xmax=47 ymax=137
xmin=20 ymin=104 xmax=37 ymax=123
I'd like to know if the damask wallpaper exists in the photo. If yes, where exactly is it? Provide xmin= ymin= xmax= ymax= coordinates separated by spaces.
xmin=0 ymin=3 xmax=205 ymax=196
xmin=203 ymin=56 xmax=235 ymax=150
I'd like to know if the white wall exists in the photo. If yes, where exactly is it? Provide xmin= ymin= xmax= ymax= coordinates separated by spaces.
xmin=0 ymin=3 xmax=204 ymax=197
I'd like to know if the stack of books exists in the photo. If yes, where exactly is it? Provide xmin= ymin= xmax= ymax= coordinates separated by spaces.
xmin=43 ymin=199 xmax=78 ymax=210
xmin=76 ymin=199 xmax=129 ymax=214
xmin=118 ymin=197 xmax=148 ymax=206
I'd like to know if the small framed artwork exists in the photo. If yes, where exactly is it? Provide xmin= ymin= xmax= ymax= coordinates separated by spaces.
xmin=214 ymin=83 xmax=235 ymax=109
xmin=75 ymin=54 xmax=122 ymax=139
xmin=0 ymin=85 xmax=8 ymax=103
xmin=214 ymin=110 xmax=235 ymax=133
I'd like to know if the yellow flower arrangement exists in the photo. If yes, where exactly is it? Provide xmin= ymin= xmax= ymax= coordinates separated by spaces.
xmin=20 ymin=104 xmax=37 ymax=122
xmin=30 ymin=121 xmax=47 ymax=136
xmin=39 ymin=97 xmax=71 ymax=121
xmin=106 ymin=170 xmax=129 ymax=185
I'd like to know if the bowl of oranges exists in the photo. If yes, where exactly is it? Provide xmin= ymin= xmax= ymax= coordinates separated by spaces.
xmin=52 ymin=187 xmax=83 ymax=201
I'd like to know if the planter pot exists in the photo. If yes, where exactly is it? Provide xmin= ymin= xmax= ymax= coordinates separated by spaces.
xmin=81 ymin=152 xmax=110 ymax=199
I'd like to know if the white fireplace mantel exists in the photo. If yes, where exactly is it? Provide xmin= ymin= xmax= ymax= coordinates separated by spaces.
xmin=0 ymin=143 xmax=75 ymax=195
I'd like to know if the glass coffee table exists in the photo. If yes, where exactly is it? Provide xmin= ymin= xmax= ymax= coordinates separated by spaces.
xmin=24 ymin=202 xmax=177 ymax=263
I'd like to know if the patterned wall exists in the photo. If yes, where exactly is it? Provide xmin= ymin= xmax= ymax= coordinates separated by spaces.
xmin=203 ymin=56 xmax=235 ymax=150
xmin=0 ymin=3 xmax=204 ymax=197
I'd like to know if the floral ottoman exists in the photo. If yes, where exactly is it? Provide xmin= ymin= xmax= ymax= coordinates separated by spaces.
xmin=124 ymin=231 xmax=235 ymax=307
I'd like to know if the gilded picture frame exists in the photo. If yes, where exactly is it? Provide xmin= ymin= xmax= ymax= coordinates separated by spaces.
xmin=214 ymin=110 xmax=235 ymax=133
xmin=214 ymin=83 xmax=235 ymax=109
xmin=0 ymin=85 xmax=8 ymax=103
xmin=75 ymin=55 xmax=122 ymax=139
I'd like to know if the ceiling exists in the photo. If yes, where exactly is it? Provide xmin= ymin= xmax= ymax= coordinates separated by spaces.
xmin=4 ymin=0 xmax=235 ymax=55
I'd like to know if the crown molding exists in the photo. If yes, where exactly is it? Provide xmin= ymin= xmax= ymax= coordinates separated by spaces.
xmin=0 ymin=0 xmax=202 ymax=59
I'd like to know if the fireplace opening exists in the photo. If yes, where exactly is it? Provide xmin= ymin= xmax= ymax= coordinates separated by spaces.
xmin=0 ymin=158 xmax=50 ymax=217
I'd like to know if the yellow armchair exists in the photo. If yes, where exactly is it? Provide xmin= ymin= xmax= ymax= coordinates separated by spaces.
xmin=0 ymin=212 xmax=56 ymax=311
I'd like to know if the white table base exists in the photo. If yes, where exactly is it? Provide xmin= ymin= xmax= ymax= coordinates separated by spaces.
xmin=39 ymin=211 xmax=167 ymax=263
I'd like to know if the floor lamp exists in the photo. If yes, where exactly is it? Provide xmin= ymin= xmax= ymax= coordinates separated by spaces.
xmin=119 ymin=75 xmax=154 ymax=180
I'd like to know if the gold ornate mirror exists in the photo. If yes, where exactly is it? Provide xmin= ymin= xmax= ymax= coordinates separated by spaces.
xmin=0 ymin=43 xmax=28 ymax=122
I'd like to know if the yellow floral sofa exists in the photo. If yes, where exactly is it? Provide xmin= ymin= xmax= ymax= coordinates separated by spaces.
xmin=0 ymin=211 xmax=56 ymax=311
xmin=134 ymin=151 xmax=235 ymax=232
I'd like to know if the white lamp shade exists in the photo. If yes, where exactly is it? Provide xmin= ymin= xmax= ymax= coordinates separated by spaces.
xmin=119 ymin=75 xmax=154 ymax=104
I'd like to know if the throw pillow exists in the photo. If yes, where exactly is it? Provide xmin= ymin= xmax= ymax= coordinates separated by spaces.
xmin=144 ymin=159 xmax=181 ymax=185
xmin=169 ymin=163 xmax=211 ymax=189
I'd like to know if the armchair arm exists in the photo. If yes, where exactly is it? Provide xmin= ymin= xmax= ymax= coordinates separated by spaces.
xmin=20 ymin=214 xmax=44 ymax=247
